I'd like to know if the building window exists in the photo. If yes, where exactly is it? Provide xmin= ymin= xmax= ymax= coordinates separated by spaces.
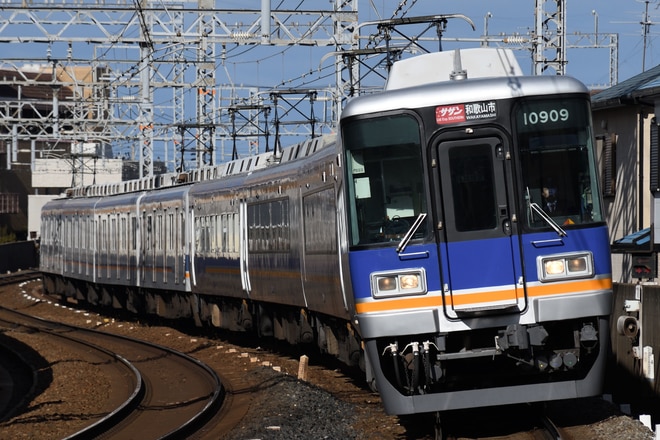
xmin=0 ymin=193 xmax=19 ymax=214
xmin=597 ymin=134 xmax=616 ymax=198
xmin=650 ymin=118 xmax=660 ymax=193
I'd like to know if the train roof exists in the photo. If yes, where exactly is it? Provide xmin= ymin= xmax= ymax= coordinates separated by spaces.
xmin=341 ymin=74 xmax=589 ymax=120
xmin=341 ymin=49 xmax=589 ymax=120
xmin=384 ymin=48 xmax=523 ymax=90
xmin=61 ymin=135 xmax=335 ymax=200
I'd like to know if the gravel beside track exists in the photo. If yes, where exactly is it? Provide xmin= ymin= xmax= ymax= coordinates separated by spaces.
xmin=0 ymin=278 xmax=656 ymax=439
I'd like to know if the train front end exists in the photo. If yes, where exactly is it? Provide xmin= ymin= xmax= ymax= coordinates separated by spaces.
xmin=340 ymin=49 xmax=612 ymax=415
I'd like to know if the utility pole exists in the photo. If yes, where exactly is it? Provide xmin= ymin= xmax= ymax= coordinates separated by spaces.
xmin=532 ymin=0 xmax=566 ymax=76
xmin=641 ymin=0 xmax=654 ymax=72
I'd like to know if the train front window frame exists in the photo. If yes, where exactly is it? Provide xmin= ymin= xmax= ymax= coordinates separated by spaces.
xmin=342 ymin=113 xmax=428 ymax=247
xmin=515 ymin=97 xmax=603 ymax=229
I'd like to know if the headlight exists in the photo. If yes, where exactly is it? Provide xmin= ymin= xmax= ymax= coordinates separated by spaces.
xmin=371 ymin=269 xmax=427 ymax=298
xmin=538 ymin=252 xmax=593 ymax=282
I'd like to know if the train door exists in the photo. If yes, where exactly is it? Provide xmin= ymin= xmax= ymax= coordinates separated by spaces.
xmin=301 ymin=184 xmax=347 ymax=316
xmin=239 ymin=200 xmax=251 ymax=295
xmin=434 ymin=134 xmax=525 ymax=317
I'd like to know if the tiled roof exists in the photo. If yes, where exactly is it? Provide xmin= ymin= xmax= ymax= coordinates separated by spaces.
xmin=592 ymin=64 xmax=660 ymax=108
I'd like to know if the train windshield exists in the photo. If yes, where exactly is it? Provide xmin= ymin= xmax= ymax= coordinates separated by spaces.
xmin=515 ymin=98 xmax=603 ymax=229
xmin=342 ymin=114 xmax=428 ymax=247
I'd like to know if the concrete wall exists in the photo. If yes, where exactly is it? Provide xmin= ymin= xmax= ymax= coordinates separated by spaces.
xmin=0 ymin=241 xmax=38 ymax=272
xmin=27 ymin=194 xmax=59 ymax=240
xmin=32 ymin=158 xmax=123 ymax=188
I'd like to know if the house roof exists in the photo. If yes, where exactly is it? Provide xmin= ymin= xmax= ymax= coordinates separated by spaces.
xmin=611 ymin=227 xmax=654 ymax=254
xmin=592 ymin=64 xmax=660 ymax=109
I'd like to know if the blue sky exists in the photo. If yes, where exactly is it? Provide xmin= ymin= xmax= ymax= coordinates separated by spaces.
xmin=211 ymin=1 xmax=656 ymax=91
xmin=418 ymin=1 xmax=655 ymax=87
xmin=1 ymin=1 xmax=655 ymax=164
xmin=3 ymin=1 xmax=654 ymax=89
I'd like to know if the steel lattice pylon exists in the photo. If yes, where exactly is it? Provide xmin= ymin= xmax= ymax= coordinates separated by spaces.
xmin=0 ymin=0 xmax=359 ymax=178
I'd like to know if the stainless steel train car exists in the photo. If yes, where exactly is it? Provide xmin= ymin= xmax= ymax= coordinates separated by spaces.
xmin=40 ymin=48 xmax=612 ymax=421
xmin=340 ymin=49 xmax=612 ymax=416
xmin=41 ymin=135 xmax=362 ymax=368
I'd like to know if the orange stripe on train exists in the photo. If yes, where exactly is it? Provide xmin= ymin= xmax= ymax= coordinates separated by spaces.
xmin=354 ymin=278 xmax=612 ymax=314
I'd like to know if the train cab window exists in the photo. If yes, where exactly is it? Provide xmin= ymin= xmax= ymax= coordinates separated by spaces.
xmin=515 ymin=98 xmax=603 ymax=228
xmin=343 ymin=114 xmax=428 ymax=247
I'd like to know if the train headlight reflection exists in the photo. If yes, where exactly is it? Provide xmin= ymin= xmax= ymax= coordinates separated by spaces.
xmin=567 ymin=257 xmax=587 ymax=272
xmin=400 ymin=274 xmax=420 ymax=290
xmin=377 ymin=276 xmax=397 ymax=291
xmin=371 ymin=269 xmax=427 ymax=298
xmin=544 ymin=260 xmax=565 ymax=275
xmin=538 ymin=252 xmax=593 ymax=282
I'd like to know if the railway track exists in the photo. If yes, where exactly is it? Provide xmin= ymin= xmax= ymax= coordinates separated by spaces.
xmin=0 ymin=275 xmax=652 ymax=439
xmin=430 ymin=401 xmax=582 ymax=440
xmin=0 ymin=269 xmax=41 ymax=286
xmin=0 ymin=299 xmax=224 ymax=439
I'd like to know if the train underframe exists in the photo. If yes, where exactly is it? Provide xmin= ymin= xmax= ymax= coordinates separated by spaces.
xmin=42 ymin=274 xmax=363 ymax=370
xmin=368 ymin=316 xmax=607 ymax=413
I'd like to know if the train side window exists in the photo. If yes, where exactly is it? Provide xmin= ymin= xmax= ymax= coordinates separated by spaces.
xmin=214 ymin=214 xmax=219 ymax=253
xmin=162 ymin=211 xmax=167 ymax=283
xmin=247 ymin=199 xmax=289 ymax=253
xmin=180 ymin=211 xmax=185 ymax=251
xmin=102 ymin=218 xmax=107 ymax=251
xmin=174 ymin=209 xmax=179 ymax=284
xmin=194 ymin=216 xmax=201 ymax=252
xmin=66 ymin=216 xmax=71 ymax=249
xmin=131 ymin=216 xmax=137 ymax=251
xmin=208 ymin=214 xmax=213 ymax=253
xmin=282 ymin=199 xmax=290 ymax=251
xmin=121 ymin=217 xmax=128 ymax=252
xmin=111 ymin=217 xmax=116 ymax=252
xmin=207 ymin=215 xmax=212 ymax=253
xmin=215 ymin=214 xmax=226 ymax=252
xmin=79 ymin=217 xmax=84 ymax=251
xmin=160 ymin=214 xmax=165 ymax=251
xmin=304 ymin=188 xmax=336 ymax=254
xmin=85 ymin=216 xmax=90 ymax=277
xmin=107 ymin=215 xmax=112 ymax=278
xmin=149 ymin=213 xmax=155 ymax=282
xmin=201 ymin=216 xmax=206 ymax=253
xmin=169 ymin=213 xmax=175 ymax=252
xmin=73 ymin=217 xmax=77 ymax=250
xmin=221 ymin=214 xmax=227 ymax=252
xmin=229 ymin=213 xmax=237 ymax=253
xmin=209 ymin=214 xmax=216 ymax=252
xmin=115 ymin=214 xmax=120 ymax=279
xmin=146 ymin=214 xmax=153 ymax=250
xmin=203 ymin=216 xmax=209 ymax=253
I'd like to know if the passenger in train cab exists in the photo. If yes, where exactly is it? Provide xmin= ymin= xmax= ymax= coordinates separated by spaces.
xmin=542 ymin=183 xmax=558 ymax=214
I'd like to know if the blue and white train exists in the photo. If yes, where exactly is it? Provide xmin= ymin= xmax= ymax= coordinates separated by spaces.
xmin=40 ymin=48 xmax=612 ymax=417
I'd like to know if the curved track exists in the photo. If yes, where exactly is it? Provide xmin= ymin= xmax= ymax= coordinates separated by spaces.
xmin=0 ymin=303 xmax=224 ymax=439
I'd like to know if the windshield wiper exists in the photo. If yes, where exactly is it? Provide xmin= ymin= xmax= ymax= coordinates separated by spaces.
xmin=529 ymin=202 xmax=567 ymax=237
xmin=396 ymin=213 xmax=427 ymax=254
